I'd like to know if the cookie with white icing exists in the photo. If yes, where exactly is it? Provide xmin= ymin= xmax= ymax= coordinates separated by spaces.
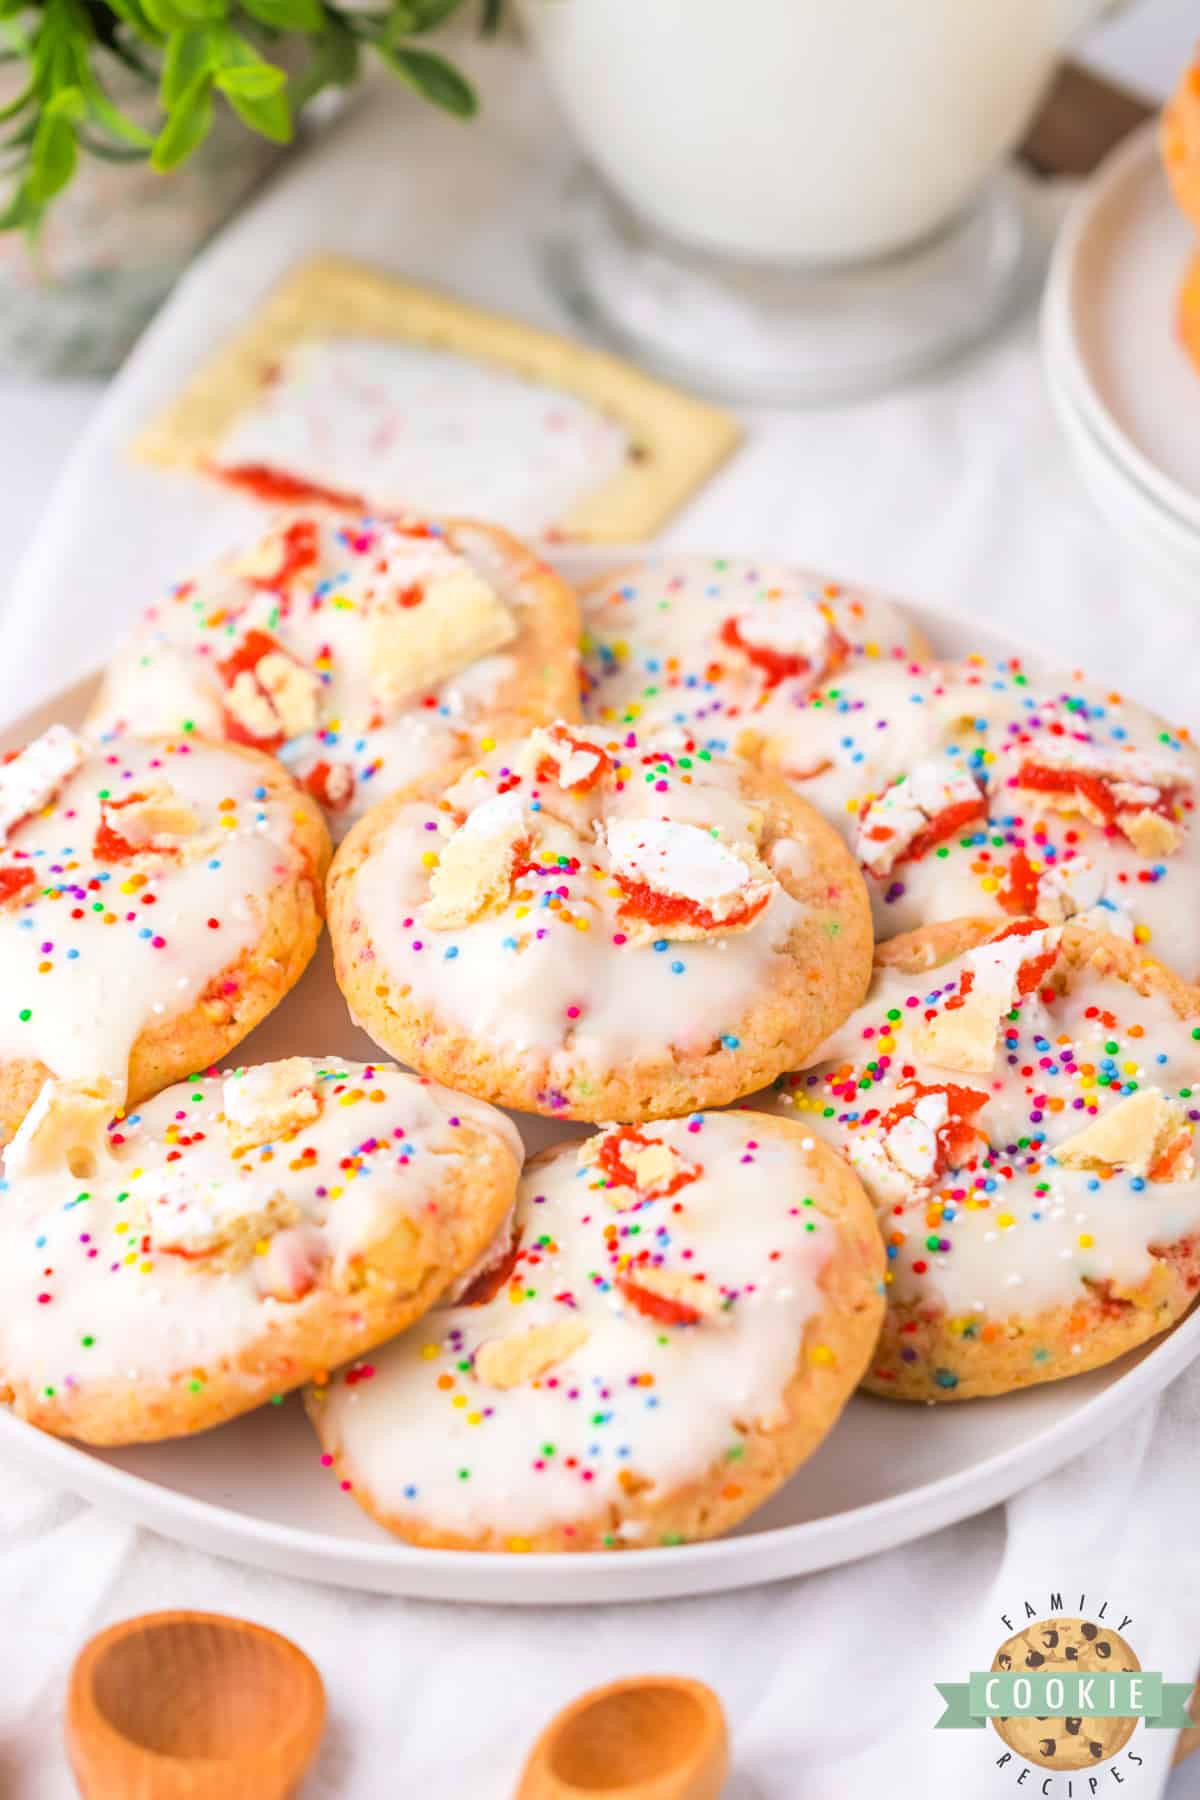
xmin=86 ymin=513 xmax=580 ymax=840
xmin=581 ymin=555 xmax=930 ymax=745
xmin=0 ymin=1058 xmax=522 ymax=1443
xmin=327 ymin=721 xmax=873 ymax=1122
xmin=0 ymin=727 xmax=329 ymax=1143
xmin=764 ymin=919 xmax=1200 ymax=1400
xmin=856 ymin=659 xmax=1200 ymax=970
xmin=306 ymin=1111 xmax=884 ymax=1552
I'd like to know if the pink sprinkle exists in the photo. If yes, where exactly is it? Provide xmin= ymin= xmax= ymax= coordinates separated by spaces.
xmin=37 ymin=1293 xmax=51 ymax=1305
xmin=320 ymin=1453 xmax=333 ymax=1466
xmin=612 ymin=932 xmax=627 ymax=946
xmin=566 ymin=1005 xmax=580 ymax=1019
xmin=151 ymin=936 xmax=166 ymax=948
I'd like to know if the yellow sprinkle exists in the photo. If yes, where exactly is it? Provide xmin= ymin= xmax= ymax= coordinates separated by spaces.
xmin=219 ymin=817 xmax=236 ymax=830
xmin=1078 ymin=1233 xmax=1094 ymax=1249
xmin=506 ymin=1536 xmax=532 ymax=1553
xmin=419 ymin=1343 xmax=439 ymax=1361
xmin=421 ymin=851 xmax=439 ymax=868
xmin=124 ymin=1250 xmax=137 ymax=1265
xmin=254 ymin=1239 xmax=270 ymax=1256
xmin=467 ymin=1412 xmax=483 ymax=1426
xmin=980 ymin=877 xmax=999 ymax=894
xmin=114 ymin=1221 xmax=129 ymax=1235
xmin=574 ymin=918 xmax=590 ymax=932
xmin=997 ymin=1212 xmax=1015 ymax=1229
xmin=810 ymin=1344 xmax=835 ymax=1366
xmin=139 ymin=1259 xmax=153 ymax=1274
xmin=452 ymin=1394 xmax=467 ymax=1409
xmin=1134 ymin=924 xmax=1151 ymax=944
xmin=479 ymin=737 xmax=496 ymax=752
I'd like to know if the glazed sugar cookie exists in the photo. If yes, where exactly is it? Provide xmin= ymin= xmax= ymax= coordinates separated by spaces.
xmin=306 ymin=1111 xmax=884 ymax=1552
xmin=581 ymin=554 xmax=929 ymax=743
xmin=87 ymin=512 xmax=580 ymax=840
xmin=990 ymin=1618 xmax=1140 ymax=1771
xmin=327 ymin=721 xmax=873 ymax=1121
xmin=0 ymin=726 xmax=329 ymax=1142
xmin=871 ymin=659 xmax=1200 ymax=972
xmin=1162 ymin=51 xmax=1200 ymax=234
xmin=1180 ymin=249 xmax=1200 ymax=377
xmin=0 ymin=1059 xmax=522 ymax=1443
xmin=778 ymin=657 xmax=1200 ymax=967
xmin=765 ymin=919 xmax=1200 ymax=1401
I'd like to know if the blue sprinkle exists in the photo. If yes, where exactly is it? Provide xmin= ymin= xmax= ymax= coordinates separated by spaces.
xmin=721 ymin=1035 xmax=740 ymax=1049
xmin=653 ymin=940 xmax=668 ymax=953
xmin=444 ymin=946 xmax=459 ymax=961
xmin=671 ymin=960 xmax=685 ymax=974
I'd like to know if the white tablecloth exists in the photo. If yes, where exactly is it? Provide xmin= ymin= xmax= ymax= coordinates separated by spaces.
xmin=2 ymin=30 xmax=1200 ymax=1800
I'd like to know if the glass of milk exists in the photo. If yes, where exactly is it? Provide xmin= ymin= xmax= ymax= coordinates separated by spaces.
xmin=520 ymin=0 xmax=1127 ymax=401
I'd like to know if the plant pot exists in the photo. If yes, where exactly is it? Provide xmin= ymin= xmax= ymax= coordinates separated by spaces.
xmin=0 ymin=51 xmax=294 ymax=378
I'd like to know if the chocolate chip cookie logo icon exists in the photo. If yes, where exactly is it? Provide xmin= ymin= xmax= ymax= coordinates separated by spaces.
xmin=989 ymin=1619 xmax=1141 ymax=1772
xmin=935 ymin=1611 xmax=1194 ymax=1778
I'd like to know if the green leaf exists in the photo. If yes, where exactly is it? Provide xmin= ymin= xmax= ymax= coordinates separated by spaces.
xmin=0 ymin=78 xmax=32 ymax=121
xmin=378 ymin=44 xmax=475 ymax=116
xmin=74 ymin=58 xmax=155 ymax=146
xmin=29 ymin=108 xmax=77 ymax=201
xmin=0 ymin=176 xmax=37 ymax=231
xmin=141 ymin=0 xmax=206 ymax=34
xmin=159 ymin=27 xmax=210 ymax=105
xmin=169 ymin=0 xmax=228 ymax=22
xmin=100 ymin=0 xmax=165 ymax=44
xmin=288 ymin=23 xmax=356 ymax=105
xmin=220 ymin=78 xmax=291 ymax=140
xmin=214 ymin=58 xmax=284 ymax=98
xmin=150 ymin=65 xmax=212 ymax=167
xmin=46 ymin=84 xmax=86 ymax=123
xmin=239 ymin=0 xmax=324 ymax=30
xmin=405 ymin=0 xmax=466 ymax=32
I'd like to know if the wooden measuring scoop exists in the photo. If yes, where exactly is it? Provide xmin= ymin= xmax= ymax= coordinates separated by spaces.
xmin=515 ymin=1675 xmax=728 ymax=1800
xmin=66 ymin=1610 xmax=325 ymax=1799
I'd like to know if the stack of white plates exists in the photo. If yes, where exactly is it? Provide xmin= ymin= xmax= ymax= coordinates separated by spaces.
xmin=1042 ymin=118 xmax=1200 ymax=600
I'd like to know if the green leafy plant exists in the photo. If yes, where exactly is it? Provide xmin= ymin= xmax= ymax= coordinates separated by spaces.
xmin=0 ymin=0 xmax=499 ymax=231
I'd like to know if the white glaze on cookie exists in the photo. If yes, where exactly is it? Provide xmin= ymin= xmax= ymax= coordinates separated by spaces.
xmin=88 ymin=514 xmax=565 ymax=840
xmin=309 ymin=1115 xmax=835 ymax=1542
xmin=211 ymin=339 xmax=630 ymax=533
xmin=0 ymin=1061 xmax=521 ymax=1421
xmin=0 ymin=731 xmax=316 ymax=1099
xmin=860 ymin=662 xmax=1200 ymax=968
xmin=767 ymin=927 xmax=1200 ymax=1352
xmin=345 ymin=724 xmax=811 ymax=1078
xmin=581 ymin=555 xmax=925 ymax=742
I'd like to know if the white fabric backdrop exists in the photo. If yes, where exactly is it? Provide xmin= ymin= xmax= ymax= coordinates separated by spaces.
xmin=1 ymin=35 xmax=1200 ymax=1800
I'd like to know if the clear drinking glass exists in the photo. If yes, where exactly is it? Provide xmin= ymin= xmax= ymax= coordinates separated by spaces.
xmin=521 ymin=0 xmax=1131 ymax=403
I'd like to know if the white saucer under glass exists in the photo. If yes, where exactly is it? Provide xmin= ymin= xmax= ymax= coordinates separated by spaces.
xmin=542 ymin=164 xmax=1036 ymax=406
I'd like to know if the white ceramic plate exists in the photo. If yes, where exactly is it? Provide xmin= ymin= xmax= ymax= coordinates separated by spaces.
xmin=2 ymin=578 xmax=1199 ymax=1606
xmin=1042 ymin=318 xmax=1200 ymax=602
xmin=1045 ymin=119 xmax=1200 ymax=529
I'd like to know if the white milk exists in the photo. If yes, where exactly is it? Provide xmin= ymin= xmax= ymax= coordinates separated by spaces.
xmin=521 ymin=0 xmax=1102 ymax=264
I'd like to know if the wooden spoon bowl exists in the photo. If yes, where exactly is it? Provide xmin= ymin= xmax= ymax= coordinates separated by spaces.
xmin=66 ymin=1610 xmax=325 ymax=1799
xmin=515 ymin=1675 xmax=728 ymax=1800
